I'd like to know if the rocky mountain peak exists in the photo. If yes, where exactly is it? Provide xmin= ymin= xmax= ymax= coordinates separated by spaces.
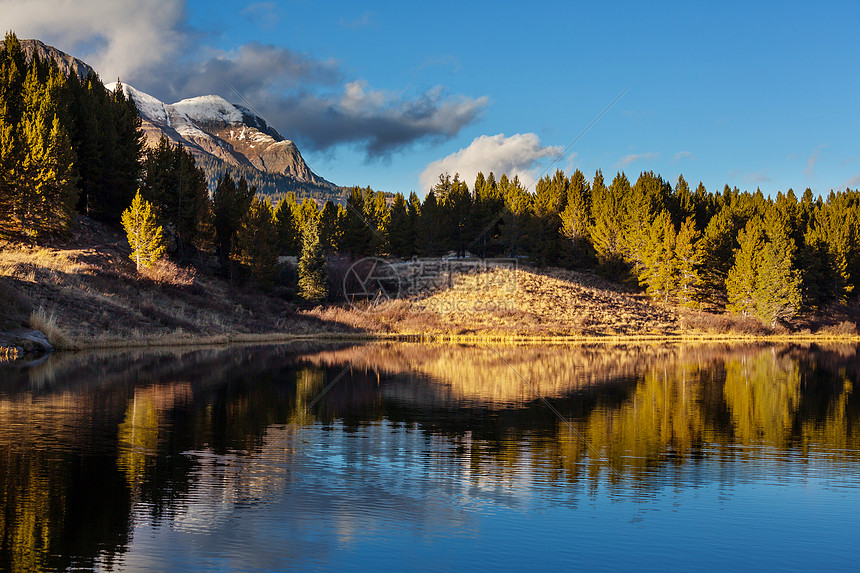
xmin=5 ymin=39 xmax=97 ymax=80
xmin=105 ymin=82 xmax=330 ymax=188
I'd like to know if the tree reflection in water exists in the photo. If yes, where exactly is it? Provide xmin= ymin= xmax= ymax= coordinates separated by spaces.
xmin=0 ymin=342 xmax=857 ymax=570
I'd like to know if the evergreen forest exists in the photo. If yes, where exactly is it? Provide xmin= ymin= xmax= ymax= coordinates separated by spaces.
xmin=2 ymin=31 xmax=859 ymax=325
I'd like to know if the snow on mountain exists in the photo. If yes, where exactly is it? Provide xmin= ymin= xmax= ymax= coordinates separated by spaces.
xmin=172 ymin=95 xmax=245 ymax=125
xmin=104 ymin=82 xmax=330 ymax=188
xmin=105 ymin=81 xmax=169 ymax=125
xmin=16 ymin=37 xmax=337 ymax=197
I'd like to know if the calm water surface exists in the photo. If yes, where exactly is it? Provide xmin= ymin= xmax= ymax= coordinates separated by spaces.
xmin=1 ymin=342 xmax=859 ymax=571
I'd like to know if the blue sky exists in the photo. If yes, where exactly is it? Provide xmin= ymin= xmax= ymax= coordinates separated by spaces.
xmin=5 ymin=0 xmax=860 ymax=196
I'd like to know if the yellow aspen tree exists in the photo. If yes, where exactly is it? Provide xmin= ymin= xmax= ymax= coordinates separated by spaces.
xmin=121 ymin=190 xmax=166 ymax=272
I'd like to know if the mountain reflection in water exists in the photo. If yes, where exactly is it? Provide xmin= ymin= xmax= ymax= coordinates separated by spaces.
xmin=0 ymin=342 xmax=858 ymax=571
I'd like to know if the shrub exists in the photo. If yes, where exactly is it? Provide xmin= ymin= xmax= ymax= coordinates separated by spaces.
xmin=817 ymin=321 xmax=857 ymax=336
xmin=141 ymin=259 xmax=196 ymax=286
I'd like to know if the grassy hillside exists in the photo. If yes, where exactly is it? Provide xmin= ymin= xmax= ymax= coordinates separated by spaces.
xmin=310 ymin=263 xmax=855 ymax=339
xmin=0 ymin=218 xmax=347 ymax=350
xmin=1 ymin=217 xmax=858 ymax=354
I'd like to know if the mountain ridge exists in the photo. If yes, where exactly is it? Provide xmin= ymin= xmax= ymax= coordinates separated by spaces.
xmin=4 ymin=39 xmax=97 ymax=79
xmin=9 ymin=37 xmax=341 ymax=201
xmin=105 ymin=82 xmax=335 ymax=192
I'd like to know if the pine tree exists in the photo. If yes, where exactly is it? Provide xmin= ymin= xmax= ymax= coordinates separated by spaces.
xmin=36 ymin=115 xmax=78 ymax=235
xmin=445 ymin=175 xmax=473 ymax=257
xmin=623 ymin=171 xmax=670 ymax=275
xmin=142 ymin=137 xmax=208 ymax=257
xmin=213 ymin=173 xmax=254 ymax=275
xmin=16 ymin=51 xmax=45 ymax=235
xmin=416 ymin=190 xmax=443 ymax=256
xmin=407 ymin=191 xmax=421 ymax=254
xmin=86 ymin=74 xmax=119 ymax=221
xmin=387 ymin=193 xmax=412 ymax=258
xmin=471 ymin=171 xmax=502 ymax=258
xmin=531 ymin=169 xmax=567 ymax=265
xmin=726 ymin=217 xmax=765 ymax=316
xmin=0 ymin=33 xmax=25 ymax=235
xmin=121 ymin=190 xmax=166 ymax=272
xmin=366 ymin=189 xmax=389 ymax=254
xmin=589 ymin=170 xmax=628 ymax=274
xmin=236 ymin=196 xmax=278 ymax=287
xmin=273 ymin=193 xmax=299 ymax=255
xmin=294 ymin=197 xmax=320 ymax=247
xmin=499 ymin=175 xmax=530 ymax=258
xmin=800 ymin=192 xmax=858 ymax=306
xmin=697 ymin=206 xmax=741 ymax=306
xmin=559 ymin=168 xmax=593 ymax=267
xmin=110 ymin=79 xmax=144 ymax=215
xmin=638 ymin=211 xmax=677 ymax=301
xmin=342 ymin=186 xmax=372 ymax=256
xmin=754 ymin=207 xmax=802 ymax=325
xmin=14 ymin=51 xmax=78 ymax=237
xmin=65 ymin=72 xmax=102 ymax=218
xmin=318 ymin=200 xmax=340 ymax=255
xmin=424 ymin=177 xmax=454 ymax=255
xmin=560 ymin=169 xmax=590 ymax=241
xmin=298 ymin=218 xmax=327 ymax=303
xmin=692 ymin=181 xmax=715 ymax=229
xmin=674 ymin=216 xmax=701 ymax=307
xmin=674 ymin=174 xmax=693 ymax=224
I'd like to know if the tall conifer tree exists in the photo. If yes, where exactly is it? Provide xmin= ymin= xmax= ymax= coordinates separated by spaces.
xmin=726 ymin=217 xmax=765 ymax=317
xmin=298 ymin=218 xmax=327 ymax=303
xmin=236 ymin=197 xmax=278 ymax=287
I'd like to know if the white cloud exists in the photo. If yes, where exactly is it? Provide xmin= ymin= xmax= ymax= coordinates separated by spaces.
xmin=271 ymin=82 xmax=488 ymax=156
xmin=1 ymin=0 xmax=487 ymax=157
xmin=617 ymin=152 xmax=659 ymax=168
xmin=1 ymin=0 xmax=188 ymax=83
xmin=731 ymin=169 xmax=771 ymax=184
xmin=242 ymin=2 xmax=279 ymax=29
xmin=844 ymin=173 xmax=860 ymax=189
xmin=420 ymin=133 xmax=561 ymax=192
xmin=563 ymin=152 xmax=579 ymax=174
xmin=806 ymin=144 xmax=827 ymax=177
xmin=673 ymin=151 xmax=696 ymax=162
xmin=339 ymin=12 xmax=375 ymax=30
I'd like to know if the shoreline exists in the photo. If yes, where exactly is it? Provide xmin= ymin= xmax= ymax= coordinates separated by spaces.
xmin=4 ymin=329 xmax=857 ymax=358
xmin=3 ymin=226 xmax=860 ymax=361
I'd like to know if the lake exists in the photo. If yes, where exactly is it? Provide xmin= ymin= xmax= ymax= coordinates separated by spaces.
xmin=1 ymin=342 xmax=858 ymax=571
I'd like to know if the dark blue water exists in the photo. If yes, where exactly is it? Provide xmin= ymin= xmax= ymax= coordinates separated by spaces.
xmin=1 ymin=342 xmax=858 ymax=571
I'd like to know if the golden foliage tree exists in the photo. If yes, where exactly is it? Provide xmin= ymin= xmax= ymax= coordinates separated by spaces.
xmin=121 ymin=190 xmax=166 ymax=272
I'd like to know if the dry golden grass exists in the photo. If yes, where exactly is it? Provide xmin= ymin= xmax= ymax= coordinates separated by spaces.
xmin=306 ymin=265 xmax=680 ymax=338
xmin=679 ymin=310 xmax=774 ymax=336
xmin=29 ymin=305 xmax=71 ymax=348
xmin=817 ymin=320 xmax=858 ymax=336
xmin=3 ymin=222 xmax=860 ymax=351
xmin=0 ymin=218 xmax=352 ymax=350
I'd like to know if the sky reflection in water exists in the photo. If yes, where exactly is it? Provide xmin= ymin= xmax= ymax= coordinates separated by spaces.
xmin=0 ymin=342 xmax=858 ymax=571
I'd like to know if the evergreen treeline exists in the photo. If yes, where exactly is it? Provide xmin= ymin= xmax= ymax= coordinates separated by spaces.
xmin=248 ymin=169 xmax=860 ymax=323
xmin=4 ymin=34 xmax=859 ymax=321
xmin=0 ymin=32 xmax=142 ymax=237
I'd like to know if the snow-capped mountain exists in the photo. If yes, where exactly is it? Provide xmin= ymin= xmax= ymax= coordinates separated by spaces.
xmin=105 ymin=82 xmax=330 ymax=186
xmin=11 ymin=37 xmax=340 ymax=200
